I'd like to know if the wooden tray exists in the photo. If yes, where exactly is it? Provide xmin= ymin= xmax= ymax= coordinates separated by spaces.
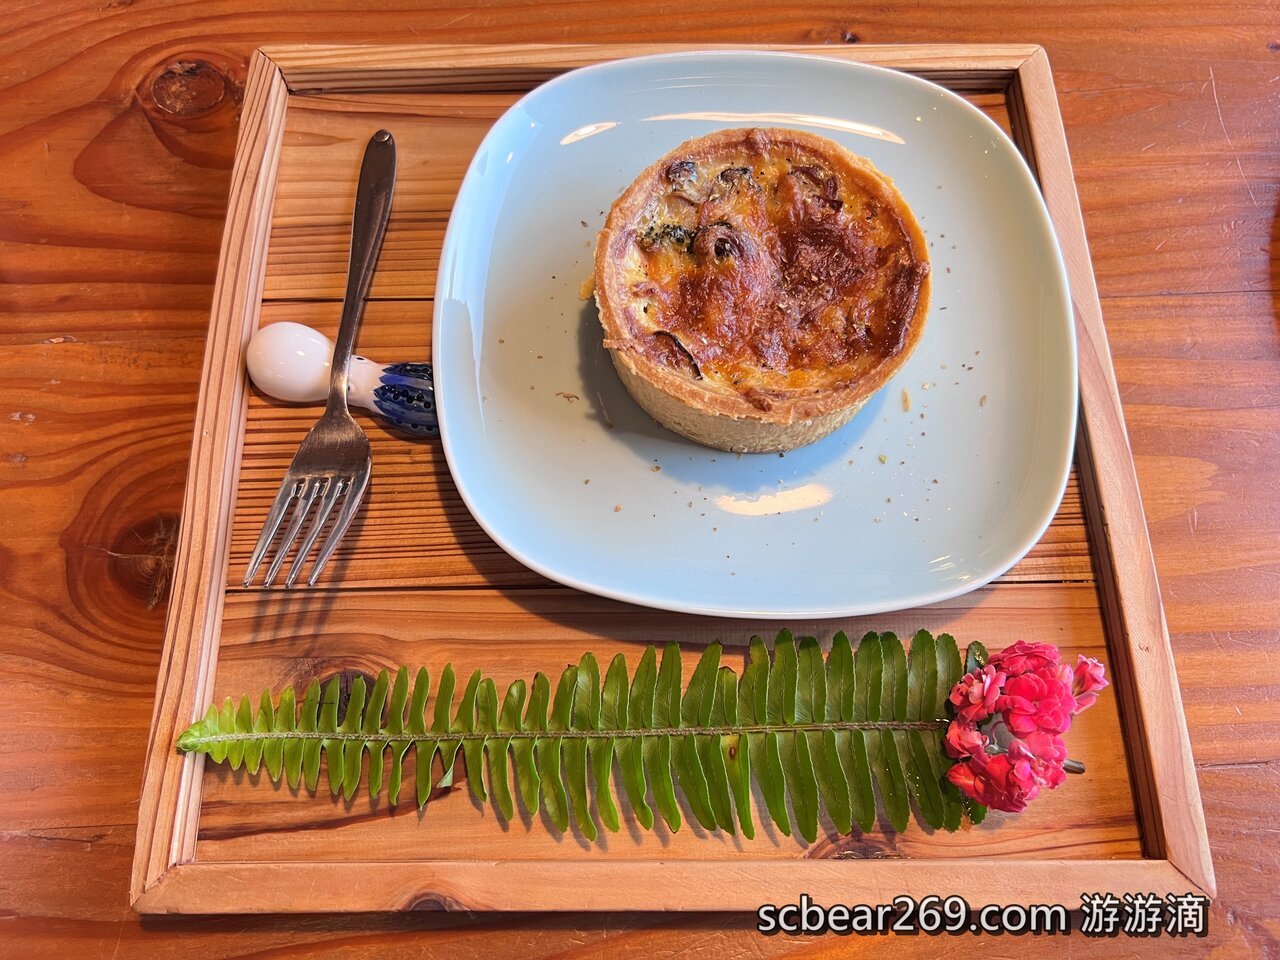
xmin=130 ymin=43 xmax=1214 ymax=914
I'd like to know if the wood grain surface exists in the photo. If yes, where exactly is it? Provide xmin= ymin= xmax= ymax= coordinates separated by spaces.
xmin=1 ymin=1 xmax=1277 ymax=956
xmin=124 ymin=41 xmax=1188 ymax=914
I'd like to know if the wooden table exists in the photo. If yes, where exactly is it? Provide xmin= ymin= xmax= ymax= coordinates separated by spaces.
xmin=1 ymin=2 xmax=1276 ymax=955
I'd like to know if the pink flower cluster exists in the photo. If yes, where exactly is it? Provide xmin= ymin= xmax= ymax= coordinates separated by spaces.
xmin=944 ymin=641 xmax=1108 ymax=813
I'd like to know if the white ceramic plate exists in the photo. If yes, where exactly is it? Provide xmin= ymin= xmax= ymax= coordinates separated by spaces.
xmin=433 ymin=51 xmax=1076 ymax=619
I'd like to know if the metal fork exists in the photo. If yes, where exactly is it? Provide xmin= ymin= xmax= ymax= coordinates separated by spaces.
xmin=243 ymin=129 xmax=397 ymax=588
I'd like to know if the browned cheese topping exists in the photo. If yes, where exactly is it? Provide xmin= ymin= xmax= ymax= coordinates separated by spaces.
xmin=616 ymin=131 xmax=928 ymax=401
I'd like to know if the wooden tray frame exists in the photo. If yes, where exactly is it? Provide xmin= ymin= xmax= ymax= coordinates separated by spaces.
xmin=129 ymin=43 xmax=1214 ymax=913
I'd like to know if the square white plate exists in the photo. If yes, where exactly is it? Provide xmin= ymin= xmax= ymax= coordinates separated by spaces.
xmin=433 ymin=51 xmax=1076 ymax=619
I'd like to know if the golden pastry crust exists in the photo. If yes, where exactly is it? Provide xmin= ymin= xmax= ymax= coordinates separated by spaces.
xmin=594 ymin=127 xmax=930 ymax=453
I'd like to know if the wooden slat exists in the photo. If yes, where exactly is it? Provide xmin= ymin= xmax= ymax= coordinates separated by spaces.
xmin=263 ymin=90 xmax=516 ymax=301
xmin=139 ymin=858 xmax=1191 ymax=914
xmin=1015 ymin=48 xmax=1214 ymax=895
xmin=264 ymin=42 xmax=1041 ymax=93
xmin=190 ymin=584 xmax=1138 ymax=875
xmin=129 ymin=51 xmax=291 ymax=903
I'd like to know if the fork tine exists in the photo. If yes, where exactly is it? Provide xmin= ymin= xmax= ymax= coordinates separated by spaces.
xmin=283 ymin=477 xmax=345 ymax=588
xmin=264 ymin=477 xmax=324 ymax=587
xmin=244 ymin=477 xmax=304 ymax=587
xmin=306 ymin=469 xmax=370 ymax=586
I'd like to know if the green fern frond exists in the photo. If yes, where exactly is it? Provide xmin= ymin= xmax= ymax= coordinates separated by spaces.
xmin=177 ymin=630 xmax=983 ymax=839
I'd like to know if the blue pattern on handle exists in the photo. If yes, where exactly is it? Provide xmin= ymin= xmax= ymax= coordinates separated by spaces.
xmin=372 ymin=362 xmax=438 ymax=434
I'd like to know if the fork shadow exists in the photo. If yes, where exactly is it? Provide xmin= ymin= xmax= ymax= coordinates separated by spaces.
xmin=231 ymin=486 xmax=375 ymax=680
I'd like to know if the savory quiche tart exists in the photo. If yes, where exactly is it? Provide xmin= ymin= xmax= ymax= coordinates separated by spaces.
xmin=593 ymin=127 xmax=930 ymax=453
